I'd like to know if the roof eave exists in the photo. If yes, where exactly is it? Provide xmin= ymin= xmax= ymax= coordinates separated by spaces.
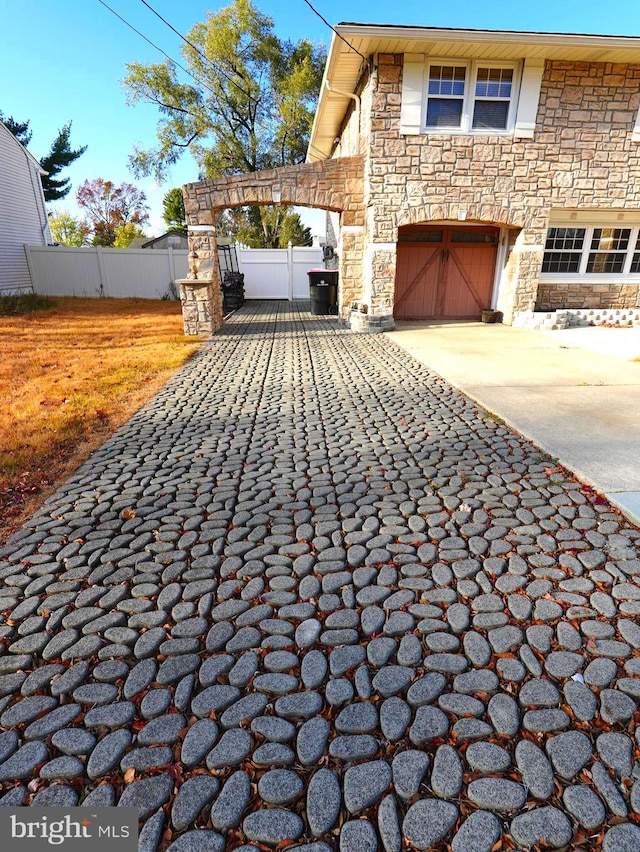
xmin=335 ymin=22 xmax=640 ymax=50
xmin=307 ymin=23 xmax=640 ymax=162
xmin=0 ymin=121 xmax=48 ymax=174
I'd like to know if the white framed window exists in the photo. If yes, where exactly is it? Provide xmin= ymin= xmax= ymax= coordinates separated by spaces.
xmin=541 ymin=225 xmax=640 ymax=278
xmin=424 ymin=60 xmax=518 ymax=133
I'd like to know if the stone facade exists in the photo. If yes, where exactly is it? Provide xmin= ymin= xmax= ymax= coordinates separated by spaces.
xmin=334 ymin=53 xmax=640 ymax=321
xmin=537 ymin=282 xmax=640 ymax=311
xmin=179 ymin=48 xmax=640 ymax=331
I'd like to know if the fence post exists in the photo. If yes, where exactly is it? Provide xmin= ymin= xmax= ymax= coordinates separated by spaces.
xmin=287 ymin=242 xmax=294 ymax=302
xmin=24 ymin=244 xmax=37 ymax=293
xmin=95 ymin=246 xmax=108 ymax=297
xmin=235 ymin=242 xmax=243 ymax=278
xmin=167 ymin=246 xmax=176 ymax=295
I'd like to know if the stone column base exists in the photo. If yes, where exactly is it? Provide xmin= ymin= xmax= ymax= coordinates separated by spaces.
xmin=348 ymin=309 xmax=395 ymax=333
xmin=177 ymin=279 xmax=222 ymax=336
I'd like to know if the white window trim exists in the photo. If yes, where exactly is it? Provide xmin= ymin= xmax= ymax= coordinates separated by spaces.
xmin=400 ymin=54 xmax=425 ymax=135
xmin=422 ymin=58 xmax=521 ymax=135
xmin=633 ymin=104 xmax=640 ymax=143
xmin=514 ymin=58 xmax=544 ymax=139
xmin=540 ymin=224 xmax=640 ymax=283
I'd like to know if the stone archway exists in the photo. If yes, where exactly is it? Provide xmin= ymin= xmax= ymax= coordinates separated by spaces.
xmin=178 ymin=157 xmax=364 ymax=335
xmin=396 ymin=202 xmax=527 ymax=231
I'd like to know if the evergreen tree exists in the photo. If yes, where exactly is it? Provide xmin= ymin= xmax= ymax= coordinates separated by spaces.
xmin=0 ymin=112 xmax=31 ymax=146
xmin=40 ymin=123 xmax=87 ymax=202
xmin=162 ymin=188 xmax=187 ymax=233
xmin=1 ymin=112 xmax=86 ymax=201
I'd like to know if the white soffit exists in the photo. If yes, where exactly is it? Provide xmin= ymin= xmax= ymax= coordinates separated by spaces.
xmin=548 ymin=208 xmax=640 ymax=224
xmin=307 ymin=24 xmax=640 ymax=162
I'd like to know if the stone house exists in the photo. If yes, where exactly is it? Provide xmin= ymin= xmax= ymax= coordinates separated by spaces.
xmin=181 ymin=24 xmax=640 ymax=334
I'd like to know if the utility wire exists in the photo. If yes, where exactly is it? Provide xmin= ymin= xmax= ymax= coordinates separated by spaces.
xmin=137 ymin=0 xmax=253 ymax=100
xmin=95 ymin=0 xmax=218 ymax=98
xmin=301 ymin=0 xmax=367 ymax=62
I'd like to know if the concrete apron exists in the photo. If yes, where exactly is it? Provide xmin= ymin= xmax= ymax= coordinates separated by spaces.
xmin=386 ymin=321 xmax=640 ymax=526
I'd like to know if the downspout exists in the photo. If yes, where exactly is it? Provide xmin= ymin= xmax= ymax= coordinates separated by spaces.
xmin=38 ymin=170 xmax=50 ymax=243
xmin=324 ymin=80 xmax=361 ymax=143
xmin=23 ymin=148 xmax=50 ymax=243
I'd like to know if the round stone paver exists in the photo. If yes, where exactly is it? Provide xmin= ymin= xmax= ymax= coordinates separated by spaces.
xmin=451 ymin=810 xmax=502 ymax=852
xmin=165 ymin=831 xmax=224 ymax=852
xmin=515 ymin=739 xmax=554 ymax=799
xmin=118 ymin=774 xmax=173 ymax=820
xmin=510 ymin=805 xmax=573 ymax=849
xmin=596 ymin=732 xmax=634 ymax=778
xmin=0 ymin=303 xmax=639 ymax=848
xmin=467 ymin=777 xmax=527 ymax=812
xmin=466 ymin=742 xmax=511 ymax=773
xmin=546 ymin=730 xmax=592 ymax=780
xmin=243 ymin=809 xmax=303 ymax=847
xmin=403 ymin=798 xmax=459 ymax=849
xmin=340 ymin=819 xmax=377 ymax=852
xmin=603 ymin=823 xmax=640 ymax=852
xmin=307 ymin=768 xmax=341 ymax=836
xmin=343 ymin=760 xmax=392 ymax=814
xmin=258 ymin=769 xmax=303 ymax=805
xmin=563 ymin=784 xmax=606 ymax=829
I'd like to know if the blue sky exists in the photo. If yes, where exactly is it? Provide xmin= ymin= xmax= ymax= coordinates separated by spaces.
xmin=2 ymin=0 xmax=640 ymax=238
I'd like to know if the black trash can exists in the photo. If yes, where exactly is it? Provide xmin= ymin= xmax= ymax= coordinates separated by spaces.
xmin=222 ymin=270 xmax=245 ymax=313
xmin=308 ymin=269 xmax=338 ymax=315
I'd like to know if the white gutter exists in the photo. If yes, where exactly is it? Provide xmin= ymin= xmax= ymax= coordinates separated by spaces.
xmin=334 ymin=23 xmax=640 ymax=50
xmin=324 ymin=79 xmax=361 ymax=146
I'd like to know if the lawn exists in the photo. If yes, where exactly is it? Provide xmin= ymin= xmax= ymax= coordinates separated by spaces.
xmin=0 ymin=296 xmax=203 ymax=542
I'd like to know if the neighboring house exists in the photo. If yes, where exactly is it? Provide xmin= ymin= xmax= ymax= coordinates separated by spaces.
xmin=182 ymin=24 xmax=640 ymax=332
xmin=0 ymin=121 xmax=51 ymax=294
xmin=142 ymin=229 xmax=188 ymax=250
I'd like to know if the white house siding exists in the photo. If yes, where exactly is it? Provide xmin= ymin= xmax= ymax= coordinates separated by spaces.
xmin=0 ymin=123 xmax=50 ymax=294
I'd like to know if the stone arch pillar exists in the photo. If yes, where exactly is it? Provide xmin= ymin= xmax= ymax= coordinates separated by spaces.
xmin=178 ymin=157 xmax=364 ymax=334
xmin=177 ymin=214 xmax=224 ymax=337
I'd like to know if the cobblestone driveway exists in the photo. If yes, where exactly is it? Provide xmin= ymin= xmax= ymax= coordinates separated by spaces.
xmin=1 ymin=301 xmax=640 ymax=851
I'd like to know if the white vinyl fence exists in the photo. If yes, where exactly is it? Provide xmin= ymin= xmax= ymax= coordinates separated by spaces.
xmin=26 ymin=243 xmax=323 ymax=301
xmin=26 ymin=245 xmax=187 ymax=300
xmin=239 ymin=245 xmax=322 ymax=300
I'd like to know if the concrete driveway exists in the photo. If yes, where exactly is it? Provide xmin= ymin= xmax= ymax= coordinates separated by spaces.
xmin=387 ymin=321 xmax=640 ymax=524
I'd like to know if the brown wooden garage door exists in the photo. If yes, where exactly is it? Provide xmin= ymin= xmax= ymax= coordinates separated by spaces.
xmin=394 ymin=226 xmax=499 ymax=320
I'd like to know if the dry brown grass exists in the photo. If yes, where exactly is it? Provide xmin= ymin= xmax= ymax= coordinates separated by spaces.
xmin=0 ymin=297 xmax=204 ymax=542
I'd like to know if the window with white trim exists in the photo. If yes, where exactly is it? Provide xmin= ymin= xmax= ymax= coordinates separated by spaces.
xmin=541 ymin=226 xmax=640 ymax=277
xmin=424 ymin=60 xmax=518 ymax=133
